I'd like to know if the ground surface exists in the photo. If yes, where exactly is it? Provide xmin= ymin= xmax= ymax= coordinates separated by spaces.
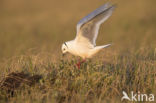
xmin=0 ymin=0 xmax=156 ymax=103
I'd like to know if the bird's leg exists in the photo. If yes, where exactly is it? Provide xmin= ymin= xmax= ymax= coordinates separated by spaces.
xmin=76 ymin=58 xmax=81 ymax=69
xmin=81 ymin=59 xmax=86 ymax=63
xmin=76 ymin=59 xmax=86 ymax=69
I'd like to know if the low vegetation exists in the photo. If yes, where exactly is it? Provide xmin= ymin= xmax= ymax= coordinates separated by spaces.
xmin=0 ymin=0 xmax=156 ymax=102
xmin=0 ymin=48 xmax=155 ymax=103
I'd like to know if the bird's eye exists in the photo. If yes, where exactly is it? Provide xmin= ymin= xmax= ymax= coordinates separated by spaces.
xmin=63 ymin=48 xmax=66 ymax=51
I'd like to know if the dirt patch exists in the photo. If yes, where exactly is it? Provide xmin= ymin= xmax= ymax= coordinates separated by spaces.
xmin=0 ymin=72 xmax=42 ymax=96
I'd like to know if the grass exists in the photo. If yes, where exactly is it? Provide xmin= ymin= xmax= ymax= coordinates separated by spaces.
xmin=0 ymin=0 xmax=156 ymax=103
xmin=0 ymin=48 xmax=156 ymax=103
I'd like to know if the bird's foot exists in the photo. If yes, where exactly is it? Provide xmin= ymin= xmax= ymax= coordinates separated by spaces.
xmin=75 ymin=59 xmax=86 ymax=69
xmin=76 ymin=62 xmax=81 ymax=69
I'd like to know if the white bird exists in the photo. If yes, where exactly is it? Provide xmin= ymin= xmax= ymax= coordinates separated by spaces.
xmin=61 ymin=3 xmax=115 ymax=67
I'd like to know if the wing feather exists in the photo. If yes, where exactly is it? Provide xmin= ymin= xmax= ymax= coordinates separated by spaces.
xmin=75 ymin=3 xmax=115 ymax=46
xmin=76 ymin=3 xmax=110 ymax=33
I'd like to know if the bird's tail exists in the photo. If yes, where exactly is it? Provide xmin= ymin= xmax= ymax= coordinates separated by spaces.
xmin=101 ymin=44 xmax=112 ymax=48
xmin=88 ymin=44 xmax=112 ymax=58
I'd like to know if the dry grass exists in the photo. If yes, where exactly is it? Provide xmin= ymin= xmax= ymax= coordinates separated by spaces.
xmin=0 ymin=48 xmax=155 ymax=103
xmin=0 ymin=0 xmax=156 ymax=103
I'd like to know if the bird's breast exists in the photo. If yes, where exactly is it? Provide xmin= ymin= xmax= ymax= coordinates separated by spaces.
xmin=69 ymin=44 xmax=90 ymax=59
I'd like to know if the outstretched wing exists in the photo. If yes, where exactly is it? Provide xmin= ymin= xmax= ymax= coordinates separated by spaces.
xmin=75 ymin=3 xmax=115 ymax=47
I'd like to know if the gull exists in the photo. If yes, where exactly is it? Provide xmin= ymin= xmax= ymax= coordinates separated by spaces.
xmin=61 ymin=3 xmax=115 ymax=68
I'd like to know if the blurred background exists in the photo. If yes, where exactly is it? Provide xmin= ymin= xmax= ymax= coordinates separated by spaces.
xmin=0 ymin=0 xmax=156 ymax=62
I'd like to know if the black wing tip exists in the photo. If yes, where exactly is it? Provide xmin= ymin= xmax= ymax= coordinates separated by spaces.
xmin=104 ymin=4 xmax=116 ymax=13
xmin=112 ymin=4 xmax=117 ymax=9
xmin=103 ymin=2 xmax=117 ymax=10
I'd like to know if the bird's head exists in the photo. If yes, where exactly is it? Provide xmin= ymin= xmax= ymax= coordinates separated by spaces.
xmin=61 ymin=42 xmax=69 ymax=55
